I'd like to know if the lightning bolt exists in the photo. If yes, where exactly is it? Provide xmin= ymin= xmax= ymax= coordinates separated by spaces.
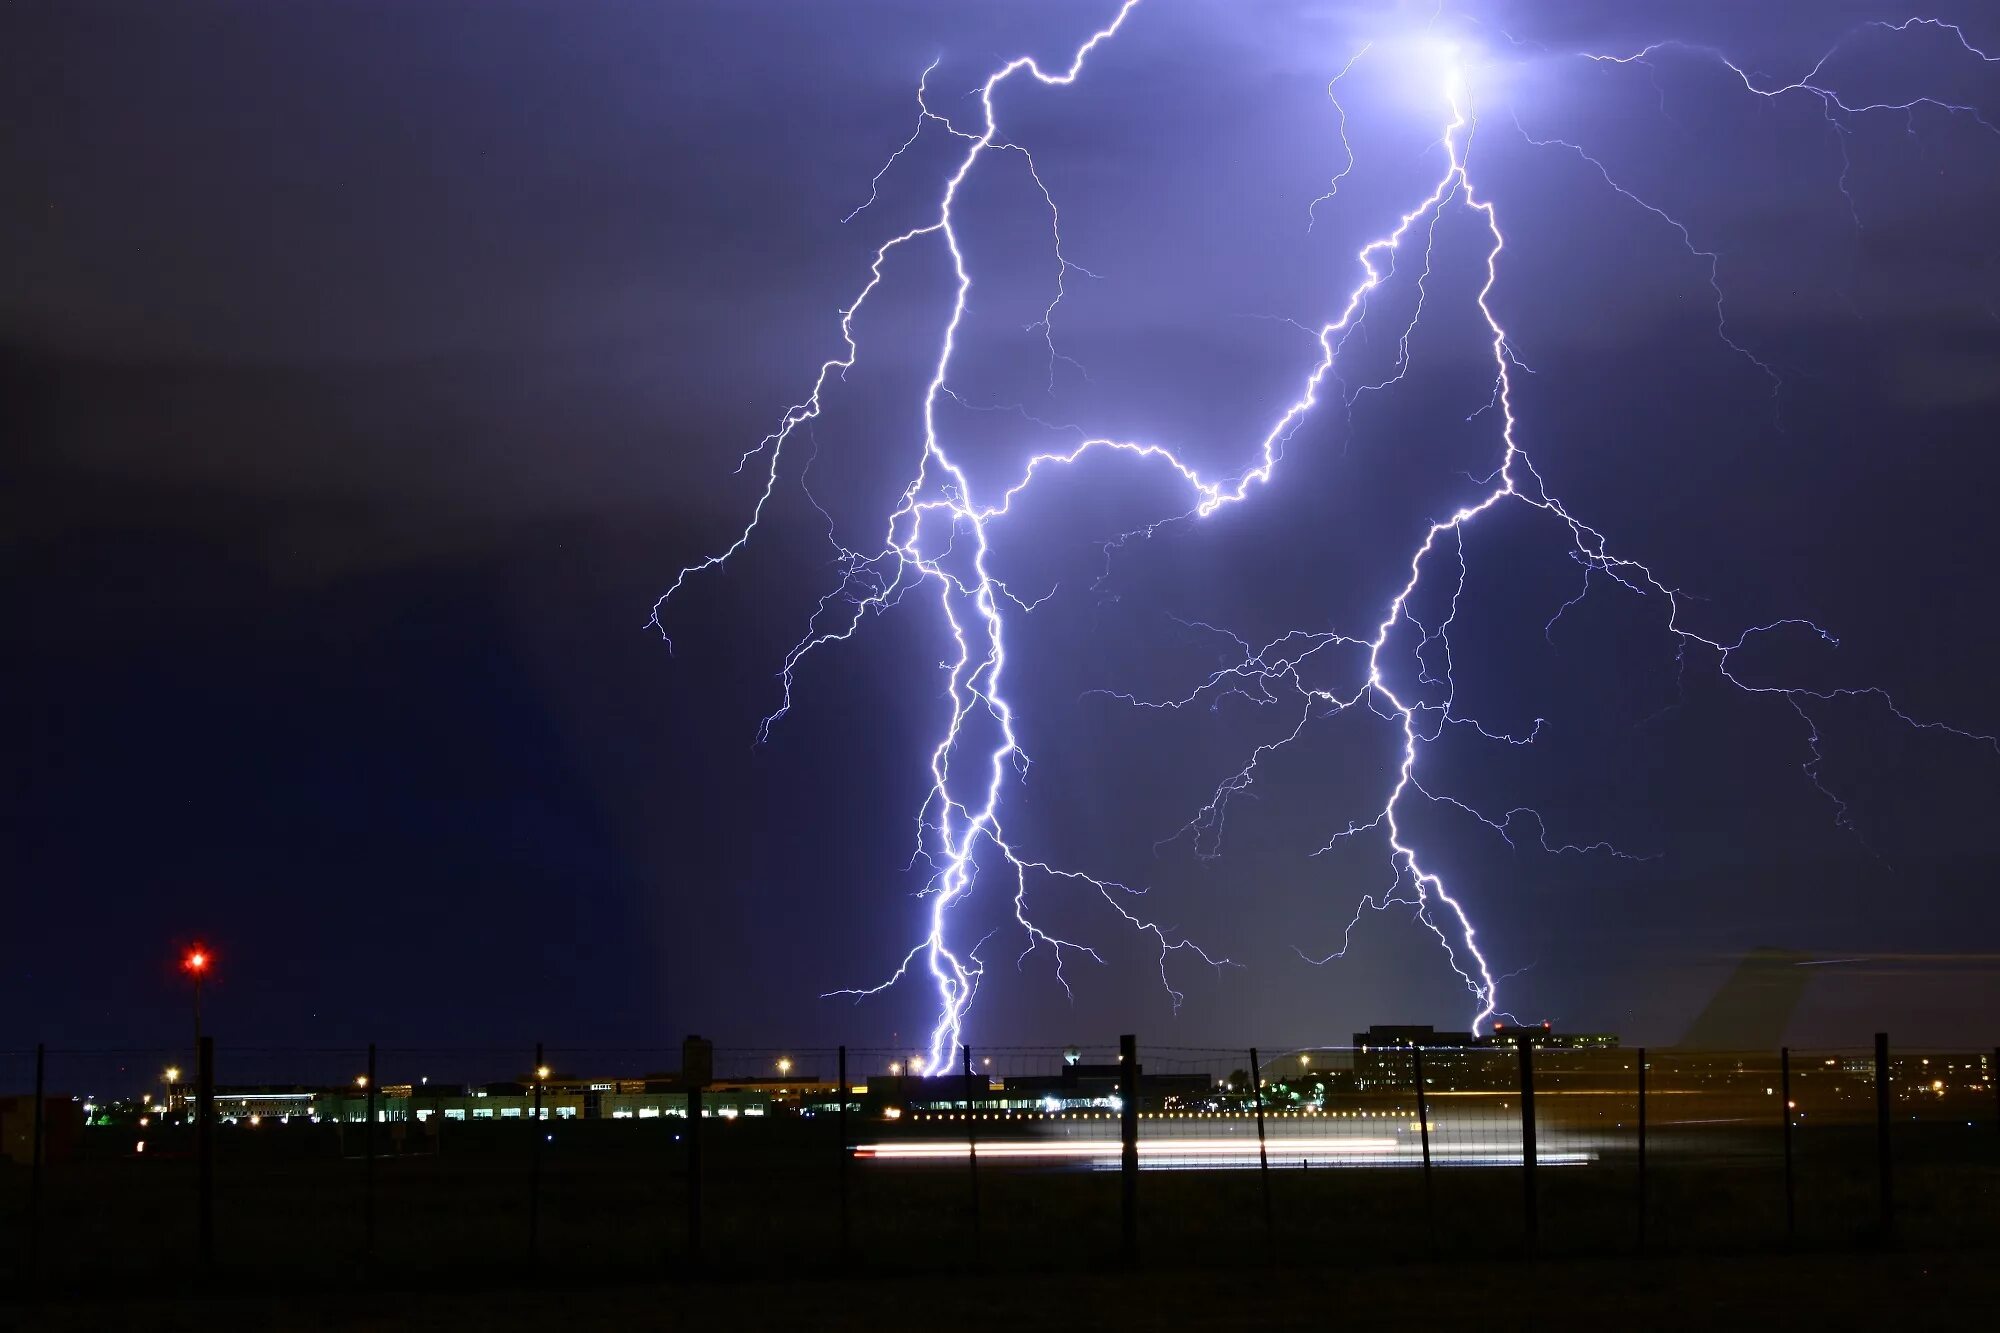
xmin=656 ymin=4 xmax=1999 ymax=1062
xmin=1307 ymin=44 xmax=1372 ymax=231
xmin=1581 ymin=16 xmax=2000 ymax=316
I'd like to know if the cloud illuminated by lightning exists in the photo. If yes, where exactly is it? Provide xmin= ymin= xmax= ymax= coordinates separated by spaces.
xmin=655 ymin=3 xmax=1999 ymax=1064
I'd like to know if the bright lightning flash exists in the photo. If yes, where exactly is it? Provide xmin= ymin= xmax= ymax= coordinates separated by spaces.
xmin=655 ymin=3 xmax=1999 ymax=1067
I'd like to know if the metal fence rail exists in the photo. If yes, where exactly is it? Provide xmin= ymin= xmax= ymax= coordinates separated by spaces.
xmin=1 ymin=1034 xmax=1995 ymax=1287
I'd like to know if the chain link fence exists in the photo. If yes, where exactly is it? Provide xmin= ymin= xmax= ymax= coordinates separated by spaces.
xmin=1 ymin=1036 xmax=1994 ymax=1286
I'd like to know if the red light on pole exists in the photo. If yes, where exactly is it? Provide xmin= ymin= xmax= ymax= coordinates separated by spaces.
xmin=180 ymin=943 xmax=211 ymax=1051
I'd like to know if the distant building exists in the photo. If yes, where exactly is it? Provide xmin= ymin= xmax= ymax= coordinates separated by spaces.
xmin=207 ymin=1087 xmax=323 ymax=1122
xmin=1344 ymin=1023 xmax=1621 ymax=1093
xmin=1475 ymin=1023 xmax=1619 ymax=1051
xmin=864 ymin=1059 xmax=1209 ymax=1114
xmin=1352 ymin=1024 xmax=1476 ymax=1092
xmin=1353 ymin=1024 xmax=1474 ymax=1049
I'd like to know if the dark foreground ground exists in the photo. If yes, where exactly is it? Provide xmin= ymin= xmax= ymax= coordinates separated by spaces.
xmin=3 ymin=1250 xmax=1990 ymax=1332
xmin=6 ymin=1117 xmax=1996 ymax=1329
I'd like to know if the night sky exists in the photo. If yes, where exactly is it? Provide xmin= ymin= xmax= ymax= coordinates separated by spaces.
xmin=7 ymin=1 xmax=1999 ymax=1057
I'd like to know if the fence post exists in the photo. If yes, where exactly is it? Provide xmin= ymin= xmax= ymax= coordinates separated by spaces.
xmin=1249 ymin=1047 xmax=1273 ymax=1257
xmin=1119 ymin=1034 xmax=1138 ymax=1266
xmin=687 ymin=1079 xmax=704 ymax=1266
xmin=1635 ymin=1046 xmax=1647 ymax=1252
xmin=1518 ymin=1038 xmax=1537 ymax=1252
xmin=837 ymin=1045 xmax=850 ymax=1261
xmin=963 ymin=1044 xmax=981 ymax=1258
xmin=1874 ymin=1031 xmax=1892 ymax=1241
xmin=1411 ymin=1044 xmax=1434 ymax=1249
xmin=197 ymin=1034 xmax=215 ymax=1273
xmin=528 ymin=1042 xmax=543 ymax=1266
xmin=365 ymin=1041 xmax=378 ymax=1260
xmin=1780 ymin=1045 xmax=1794 ymax=1244
xmin=28 ymin=1042 xmax=45 ymax=1282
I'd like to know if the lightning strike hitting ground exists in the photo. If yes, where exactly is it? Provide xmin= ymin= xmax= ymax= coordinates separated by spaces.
xmin=656 ymin=3 xmax=1999 ymax=1067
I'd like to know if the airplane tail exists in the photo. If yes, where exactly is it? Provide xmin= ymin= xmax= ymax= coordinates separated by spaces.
xmin=1673 ymin=946 xmax=1816 ymax=1049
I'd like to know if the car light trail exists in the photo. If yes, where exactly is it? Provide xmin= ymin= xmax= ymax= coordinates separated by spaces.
xmin=853 ymin=1136 xmax=1593 ymax=1169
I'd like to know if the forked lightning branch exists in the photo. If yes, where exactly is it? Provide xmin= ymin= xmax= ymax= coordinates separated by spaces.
xmin=655 ymin=2 xmax=1999 ymax=1072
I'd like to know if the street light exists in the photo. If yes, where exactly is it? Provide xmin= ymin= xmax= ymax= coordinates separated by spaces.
xmin=535 ymin=1065 xmax=551 ymax=1081
xmin=164 ymin=1066 xmax=181 ymax=1113
xmin=355 ymin=1075 xmax=369 ymax=1089
xmin=776 ymin=1057 xmax=792 ymax=1076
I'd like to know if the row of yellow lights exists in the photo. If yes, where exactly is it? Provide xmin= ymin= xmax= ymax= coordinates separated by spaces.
xmin=165 ymin=1065 xmax=556 ymax=1089
xmin=159 ymin=1054 xmax=1989 ymax=1098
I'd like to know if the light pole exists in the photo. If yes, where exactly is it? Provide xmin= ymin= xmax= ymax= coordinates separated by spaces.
xmin=181 ymin=945 xmax=211 ymax=1051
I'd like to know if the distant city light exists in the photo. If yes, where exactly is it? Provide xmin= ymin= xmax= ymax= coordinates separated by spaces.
xmin=355 ymin=1075 xmax=369 ymax=1089
xmin=536 ymin=1065 xmax=551 ymax=1081
xmin=777 ymin=1057 xmax=792 ymax=1076
xmin=164 ymin=1067 xmax=180 ymax=1084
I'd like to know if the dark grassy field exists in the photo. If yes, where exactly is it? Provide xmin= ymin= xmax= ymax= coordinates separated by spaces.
xmin=3 ymin=1116 xmax=1997 ymax=1297
xmin=5 ymin=1250 xmax=1993 ymax=1332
